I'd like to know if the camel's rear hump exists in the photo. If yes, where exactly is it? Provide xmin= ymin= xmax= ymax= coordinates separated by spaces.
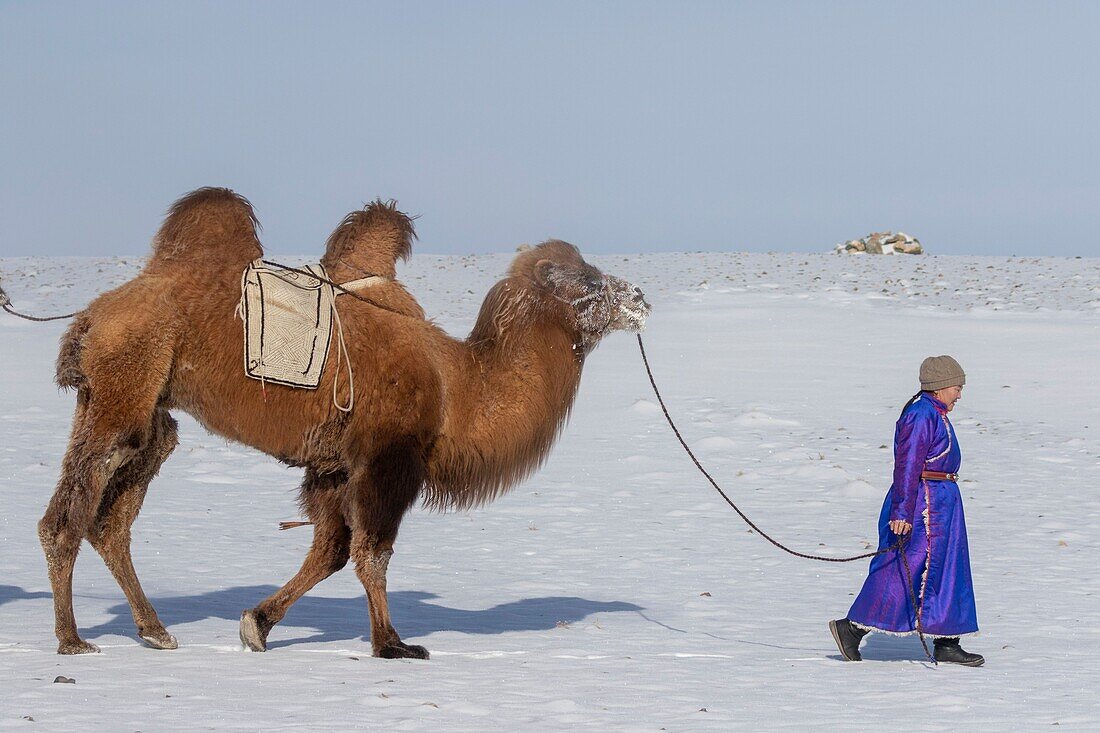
xmin=148 ymin=187 xmax=262 ymax=271
xmin=321 ymin=199 xmax=416 ymax=282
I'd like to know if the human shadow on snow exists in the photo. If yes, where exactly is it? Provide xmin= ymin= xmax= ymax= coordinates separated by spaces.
xmin=833 ymin=633 xmax=935 ymax=663
xmin=74 ymin=585 xmax=642 ymax=648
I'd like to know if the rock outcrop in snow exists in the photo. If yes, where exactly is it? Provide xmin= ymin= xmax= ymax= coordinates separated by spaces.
xmin=836 ymin=232 xmax=923 ymax=255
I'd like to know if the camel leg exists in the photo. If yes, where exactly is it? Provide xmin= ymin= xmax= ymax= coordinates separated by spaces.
xmin=353 ymin=540 xmax=424 ymax=659
xmin=240 ymin=469 xmax=351 ymax=651
xmin=39 ymin=391 xmax=156 ymax=654
xmin=39 ymin=444 xmax=105 ymax=655
xmin=347 ymin=439 xmax=428 ymax=660
xmin=86 ymin=409 xmax=179 ymax=650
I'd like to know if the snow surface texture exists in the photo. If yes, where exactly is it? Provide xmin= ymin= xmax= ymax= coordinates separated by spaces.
xmin=1 ymin=253 xmax=1098 ymax=731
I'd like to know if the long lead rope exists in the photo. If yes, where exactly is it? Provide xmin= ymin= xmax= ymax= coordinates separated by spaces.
xmin=636 ymin=334 xmax=935 ymax=663
xmin=1 ymin=302 xmax=79 ymax=322
xmin=0 ymin=279 xmax=79 ymax=322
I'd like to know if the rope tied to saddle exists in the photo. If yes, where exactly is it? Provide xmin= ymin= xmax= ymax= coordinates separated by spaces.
xmin=635 ymin=334 xmax=935 ymax=664
xmin=235 ymin=260 xmax=365 ymax=413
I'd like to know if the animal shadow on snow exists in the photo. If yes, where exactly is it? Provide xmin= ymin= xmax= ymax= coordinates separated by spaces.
xmin=76 ymin=585 xmax=641 ymax=649
xmin=0 ymin=584 xmax=52 ymax=609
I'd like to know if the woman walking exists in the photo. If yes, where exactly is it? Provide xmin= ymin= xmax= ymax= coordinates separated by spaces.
xmin=830 ymin=355 xmax=983 ymax=666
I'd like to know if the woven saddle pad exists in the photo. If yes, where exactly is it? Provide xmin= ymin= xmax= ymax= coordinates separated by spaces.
xmin=240 ymin=259 xmax=334 ymax=389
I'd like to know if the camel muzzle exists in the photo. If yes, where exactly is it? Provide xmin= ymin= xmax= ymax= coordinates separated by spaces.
xmin=611 ymin=282 xmax=651 ymax=333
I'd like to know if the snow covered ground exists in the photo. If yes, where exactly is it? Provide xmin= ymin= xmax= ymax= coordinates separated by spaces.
xmin=1 ymin=252 xmax=1098 ymax=731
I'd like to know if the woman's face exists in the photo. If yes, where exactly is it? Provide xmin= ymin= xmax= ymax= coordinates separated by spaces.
xmin=934 ymin=384 xmax=963 ymax=412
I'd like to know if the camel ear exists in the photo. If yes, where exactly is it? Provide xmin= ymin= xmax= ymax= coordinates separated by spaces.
xmin=532 ymin=259 xmax=556 ymax=288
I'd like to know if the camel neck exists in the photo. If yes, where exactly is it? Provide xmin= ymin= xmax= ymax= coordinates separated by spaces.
xmin=424 ymin=320 xmax=584 ymax=511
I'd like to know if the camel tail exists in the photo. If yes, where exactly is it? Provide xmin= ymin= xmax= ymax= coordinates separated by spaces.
xmin=148 ymin=187 xmax=263 ymax=270
xmin=55 ymin=314 xmax=91 ymax=390
xmin=321 ymin=199 xmax=417 ymax=281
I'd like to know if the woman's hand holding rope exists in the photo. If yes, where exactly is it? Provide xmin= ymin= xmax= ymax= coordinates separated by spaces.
xmin=889 ymin=520 xmax=913 ymax=535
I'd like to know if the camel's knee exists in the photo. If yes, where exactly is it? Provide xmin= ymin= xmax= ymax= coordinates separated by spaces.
xmin=39 ymin=483 xmax=90 ymax=554
xmin=353 ymin=545 xmax=393 ymax=582
xmin=37 ymin=515 xmax=60 ymax=554
xmin=37 ymin=513 xmax=79 ymax=570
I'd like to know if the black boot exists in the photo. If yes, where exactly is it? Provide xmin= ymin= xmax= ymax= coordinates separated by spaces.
xmin=933 ymin=637 xmax=984 ymax=666
xmin=829 ymin=618 xmax=868 ymax=662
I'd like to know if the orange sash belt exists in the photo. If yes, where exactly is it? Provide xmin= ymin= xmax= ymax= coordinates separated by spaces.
xmin=921 ymin=470 xmax=959 ymax=482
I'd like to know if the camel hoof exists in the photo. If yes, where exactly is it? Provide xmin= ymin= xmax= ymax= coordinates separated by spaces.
xmin=376 ymin=642 xmax=430 ymax=660
xmin=140 ymin=631 xmax=178 ymax=650
xmin=239 ymin=610 xmax=268 ymax=652
xmin=58 ymin=639 xmax=100 ymax=655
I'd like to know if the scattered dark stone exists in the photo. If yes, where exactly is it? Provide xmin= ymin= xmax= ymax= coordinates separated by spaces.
xmin=700 ymin=591 xmax=712 ymax=597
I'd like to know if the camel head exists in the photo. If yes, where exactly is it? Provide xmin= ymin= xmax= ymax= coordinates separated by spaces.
xmin=512 ymin=240 xmax=651 ymax=353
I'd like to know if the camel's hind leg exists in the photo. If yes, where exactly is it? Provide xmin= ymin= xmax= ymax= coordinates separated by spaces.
xmin=39 ymin=392 xmax=157 ymax=654
xmin=86 ymin=408 xmax=179 ymax=650
xmin=347 ymin=438 xmax=428 ymax=660
xmin=41 ymin=320 xmax=173 ymax=655
xmin=240 ymin=469 xmax=351 ymax=651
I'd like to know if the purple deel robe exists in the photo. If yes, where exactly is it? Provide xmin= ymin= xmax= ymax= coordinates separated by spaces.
xmin=847 ymin=393 xmax=978 ymax=637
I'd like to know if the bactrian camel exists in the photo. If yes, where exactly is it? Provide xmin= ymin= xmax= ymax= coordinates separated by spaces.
xmin=39 ymin=188 xmax=650 ymax=658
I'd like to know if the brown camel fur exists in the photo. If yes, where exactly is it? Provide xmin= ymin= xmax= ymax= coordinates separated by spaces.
xmin=319 ymin=198 xmax=424 ymax=318
xmin=39 ymin=187 xmax=650 ymax=658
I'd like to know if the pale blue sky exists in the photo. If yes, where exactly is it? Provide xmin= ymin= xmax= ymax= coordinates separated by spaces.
xmin=2 ymin=1 xmax=1097 ymax=257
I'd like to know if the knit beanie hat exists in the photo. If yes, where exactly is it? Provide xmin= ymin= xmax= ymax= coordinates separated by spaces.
xmin=920 ymin=355 xmax=966 ymax=391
